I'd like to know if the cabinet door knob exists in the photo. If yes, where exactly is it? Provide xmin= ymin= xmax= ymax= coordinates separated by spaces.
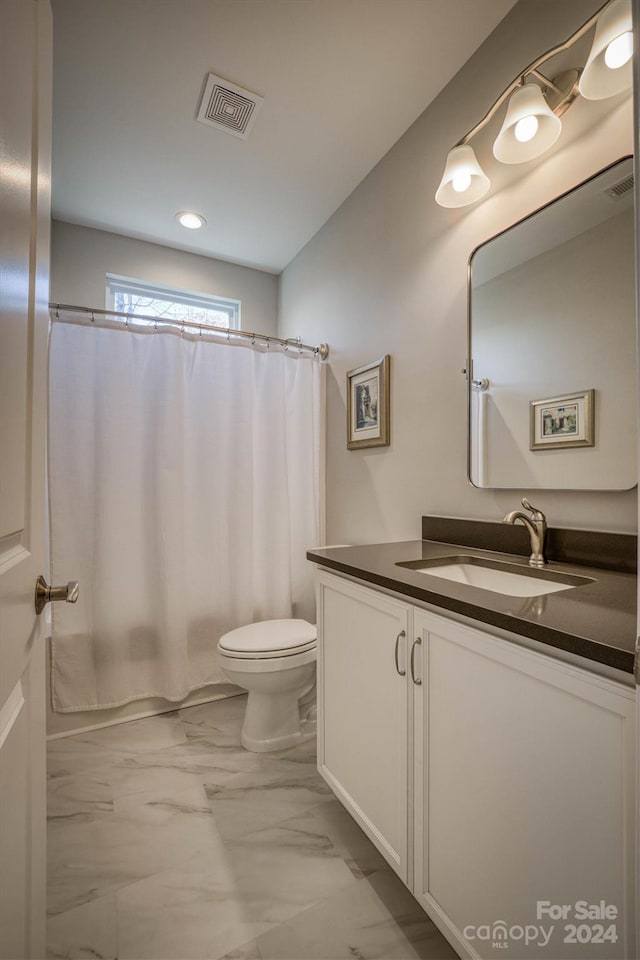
xmin=394 ymin=630 xmax=406 ymax=676
xmin=34 ymin=575 xmax=79 ymax=615
xmin=410 ymin=636 xmax=422 ymax=685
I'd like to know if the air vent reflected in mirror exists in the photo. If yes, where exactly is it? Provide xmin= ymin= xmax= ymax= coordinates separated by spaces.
xmin=605 ymin=173 xmax=634 ymax=200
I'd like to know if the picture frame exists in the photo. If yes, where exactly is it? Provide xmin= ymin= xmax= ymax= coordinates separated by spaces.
xmin=347 ymin=355 xmax=390 ymax=449
xmin=530 ymin=389 xmax=594 ymax=451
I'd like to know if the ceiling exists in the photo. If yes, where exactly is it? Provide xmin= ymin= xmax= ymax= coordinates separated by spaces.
xmin=51 ymin=0 xmax=516 ymax=274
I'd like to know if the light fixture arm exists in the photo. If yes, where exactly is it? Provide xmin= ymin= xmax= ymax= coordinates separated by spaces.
xmin=528 ymin=68 xmax=565 ymax=97
xmin=458 ymin=1 xmax=607 ymax=147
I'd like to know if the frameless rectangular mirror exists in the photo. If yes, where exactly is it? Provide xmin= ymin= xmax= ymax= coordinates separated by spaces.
xmin=468 ymin=156 xmax=636 ymax=490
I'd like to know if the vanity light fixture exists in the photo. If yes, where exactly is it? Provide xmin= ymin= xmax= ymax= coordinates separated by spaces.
xmin=435 ymin=0 xmax=633 ymax=208
xmin=579 ymin=0 xmax=634 ymax=99
xmin=493 ymin=83 xmax=561 ymax=164
xmin=176 ymin=211 xmax=207 ymax=230
xmin=434 ymin=144 xmax=490 ymax=208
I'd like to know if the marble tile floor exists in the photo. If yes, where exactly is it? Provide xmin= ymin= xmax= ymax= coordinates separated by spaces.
xmin=47 ymin=694 xmax=458 ymax=960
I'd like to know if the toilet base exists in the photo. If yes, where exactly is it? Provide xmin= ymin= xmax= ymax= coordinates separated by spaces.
xmin=241 ymin=720 xmax=316 ymax=753
xmin=241 ymin=685 xmax=317 ymax=753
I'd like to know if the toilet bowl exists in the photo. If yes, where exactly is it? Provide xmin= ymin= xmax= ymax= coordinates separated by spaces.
xmin=217 ymin=619 xmax=317 ymax=753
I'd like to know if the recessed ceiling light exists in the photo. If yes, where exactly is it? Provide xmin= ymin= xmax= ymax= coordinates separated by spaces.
xmin=176 ymin=211 xmax=206 ymax=230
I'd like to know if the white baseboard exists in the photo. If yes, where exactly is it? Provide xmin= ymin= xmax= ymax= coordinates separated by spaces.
xmin=46 ymin=689 xmax=245 ymax=741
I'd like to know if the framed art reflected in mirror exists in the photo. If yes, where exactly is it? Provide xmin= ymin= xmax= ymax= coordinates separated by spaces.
xmin=530 ymin=389 xmax=594 ymax=451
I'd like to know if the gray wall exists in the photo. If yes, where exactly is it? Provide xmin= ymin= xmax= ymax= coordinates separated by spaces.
xmin=51 ymin=220 xmax=279 ymax=335
xmin=279 ymin=0 xmax=637 ymax=542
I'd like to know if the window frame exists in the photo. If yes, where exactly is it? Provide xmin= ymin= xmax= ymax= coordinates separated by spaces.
xmin=106 ymin=274 xmax=241 ymax=330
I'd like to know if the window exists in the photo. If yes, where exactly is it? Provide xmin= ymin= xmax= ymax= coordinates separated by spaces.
xmin=106 ymin=275 xmax=240 ymax=330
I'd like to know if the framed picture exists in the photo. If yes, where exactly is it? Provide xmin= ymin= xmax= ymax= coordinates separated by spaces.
xmin=530 ymin=389 xmax=594 ymax=450
xmin=347 ymin=355 xmax=390 ymax=449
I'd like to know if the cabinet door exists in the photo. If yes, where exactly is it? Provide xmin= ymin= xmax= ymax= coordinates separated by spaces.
xmin=317 ymin=572 xmax=411 ymax=882
xmin=413 ymin=609 xmax=636 ymax=960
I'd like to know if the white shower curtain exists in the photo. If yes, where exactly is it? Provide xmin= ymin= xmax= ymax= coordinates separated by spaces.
xmin=48 ymin=319 xmax=323 ymax=712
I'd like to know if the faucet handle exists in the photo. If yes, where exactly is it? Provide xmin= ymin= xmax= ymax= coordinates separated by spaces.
xmin=521 ymin=497 xmax=546 ymax=521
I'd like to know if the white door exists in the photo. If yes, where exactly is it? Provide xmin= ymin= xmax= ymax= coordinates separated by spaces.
xmin=0 ymin=2 xmax=52 ymax=957
xmin=634 ymin=1 xmax=640 ymax=957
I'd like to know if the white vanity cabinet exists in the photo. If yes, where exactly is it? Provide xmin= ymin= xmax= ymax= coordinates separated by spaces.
xmin=317 ymin=571 xmax=411 ymax=882
xmin=316 ymin=570 xmax=636 ymax=960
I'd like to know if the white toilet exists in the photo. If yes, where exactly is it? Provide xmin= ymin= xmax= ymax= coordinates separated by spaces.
xmin=217 ymin=619 xmax=317 ymax=753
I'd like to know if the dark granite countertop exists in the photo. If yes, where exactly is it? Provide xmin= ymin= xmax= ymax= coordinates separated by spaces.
xmin=307 ymin=539 xmax=637 ymax=675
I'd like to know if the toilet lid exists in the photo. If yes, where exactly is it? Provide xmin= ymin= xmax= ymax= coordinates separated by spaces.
xmin=218 ymin=619 xmax=317 ymax=658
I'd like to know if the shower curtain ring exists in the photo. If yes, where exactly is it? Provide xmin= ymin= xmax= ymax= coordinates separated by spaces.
xmin=251 ymin=335 xmax=256 ymax=345
xmin=266 ymin=337 xmax=270 ymax=350
xmin=91 ymin=311 xmax=95 ymax=323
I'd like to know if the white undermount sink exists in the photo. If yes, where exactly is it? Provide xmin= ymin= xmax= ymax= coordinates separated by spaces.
xmin=396 ymin=556 xmax=593 ymax=598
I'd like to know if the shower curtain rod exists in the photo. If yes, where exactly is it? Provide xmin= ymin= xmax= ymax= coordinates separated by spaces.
xmin=49 ymin=303 xmax=330 ymax=360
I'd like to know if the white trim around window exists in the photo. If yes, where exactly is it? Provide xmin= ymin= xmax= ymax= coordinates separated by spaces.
xmin=106 ymin=274 xmax=241 ymax=329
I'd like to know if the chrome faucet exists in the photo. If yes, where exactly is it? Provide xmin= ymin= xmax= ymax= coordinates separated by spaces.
xmin=502 ymin=498 xmax=548 ymax=567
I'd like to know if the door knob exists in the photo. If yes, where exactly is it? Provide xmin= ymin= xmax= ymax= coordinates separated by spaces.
xmin=34 ymin=575 xmax=79 ymax=615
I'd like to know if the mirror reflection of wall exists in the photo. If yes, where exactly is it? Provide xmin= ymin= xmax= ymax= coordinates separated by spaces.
xmin=469 ymin=157 xmax=636 ymax=491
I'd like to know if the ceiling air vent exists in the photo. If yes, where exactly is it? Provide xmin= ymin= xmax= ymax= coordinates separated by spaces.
xmin=604 ymin=173 xmax=634 ymax=200
xmin=196 ymin=73 xmax=263 ymax=140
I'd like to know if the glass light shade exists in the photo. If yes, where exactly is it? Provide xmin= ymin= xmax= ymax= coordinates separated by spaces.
xmin=493 ymin=84 xmax=561 ymax=163
xmin=435 ymin=144 xmax=490 ymax=208
xmin=579 ymin=0 xmax=633 ymax=100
